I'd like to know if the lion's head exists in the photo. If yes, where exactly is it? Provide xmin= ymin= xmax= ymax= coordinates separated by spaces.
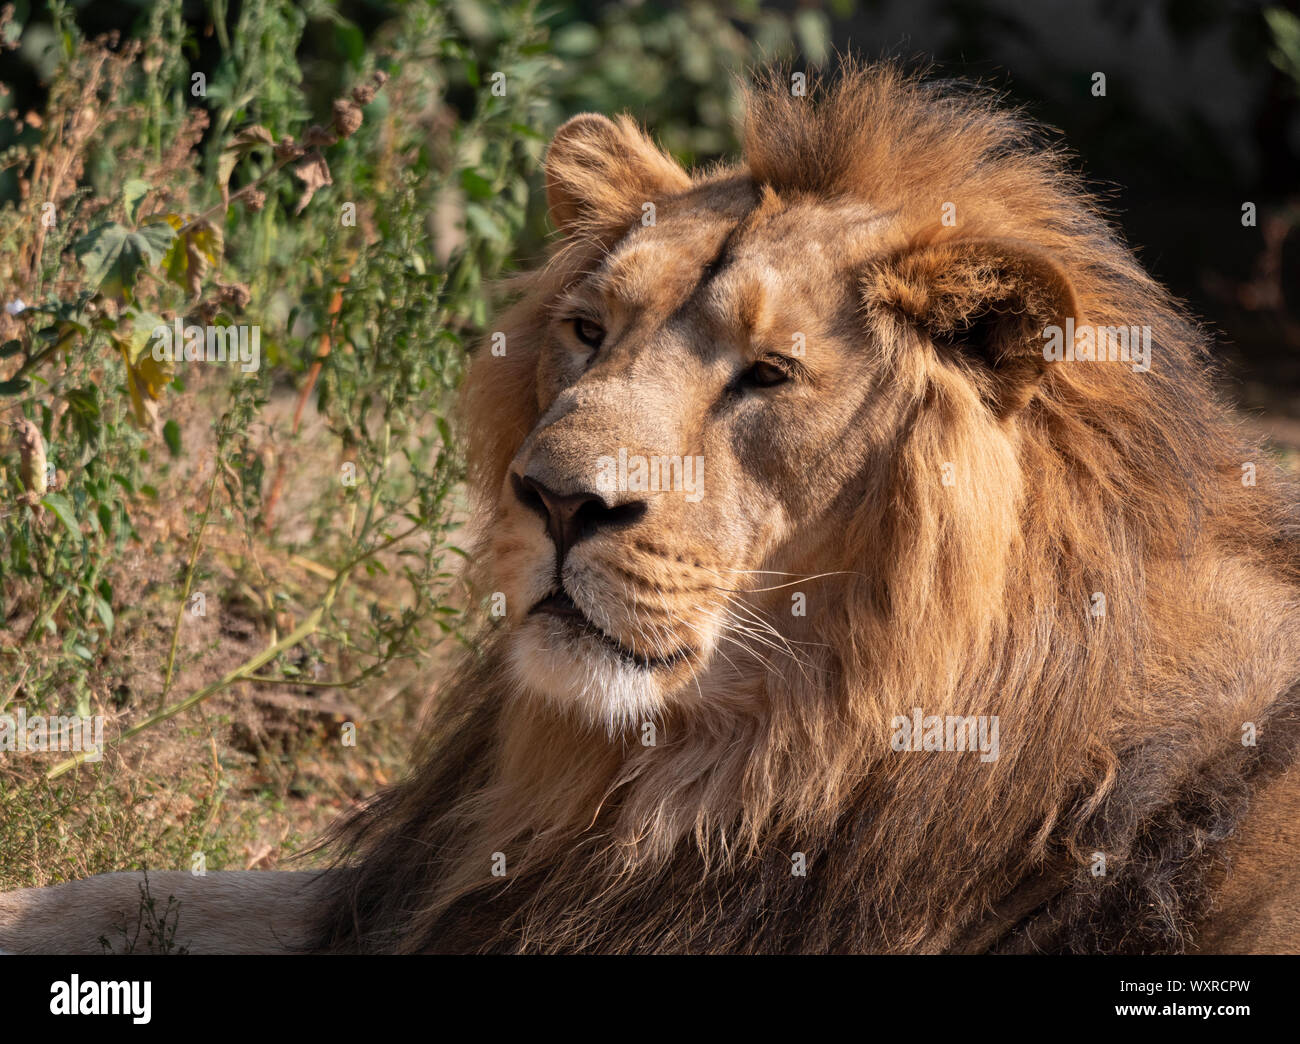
xmin=479 ymin=80 xmax=1089 ymax=732
xmin=320 ymin=63 xmax=1300 ymax=954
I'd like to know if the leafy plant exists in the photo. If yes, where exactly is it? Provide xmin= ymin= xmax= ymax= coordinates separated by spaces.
xmin=0 ymin=0 xmax=832 ymax=888
xmin=0 ymin=0 xmax=553 ymax=881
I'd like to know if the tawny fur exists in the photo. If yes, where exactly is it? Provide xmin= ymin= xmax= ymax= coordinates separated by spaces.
xmin=0 ymin=872 xmax=323 ymax=954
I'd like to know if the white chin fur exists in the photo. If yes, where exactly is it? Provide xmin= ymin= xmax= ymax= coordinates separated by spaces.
xmin=508 ymin=618 xmax=664 ymax=733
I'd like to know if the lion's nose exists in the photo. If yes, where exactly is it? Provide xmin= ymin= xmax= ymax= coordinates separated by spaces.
xmin=512 ymin=473 xmax=647 ymax=566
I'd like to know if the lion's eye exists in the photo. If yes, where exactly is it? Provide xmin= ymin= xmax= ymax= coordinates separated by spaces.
xmin=743 ymin=359 xmax=791 ymax=388
xmin=572 ymin=316 xmax=605 ymax=350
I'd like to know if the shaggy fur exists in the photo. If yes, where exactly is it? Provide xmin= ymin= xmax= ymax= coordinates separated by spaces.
xmin=308 ymin=62 xmax=1300 ymax=954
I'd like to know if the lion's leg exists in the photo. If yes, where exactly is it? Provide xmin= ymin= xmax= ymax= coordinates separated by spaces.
xmin=0 ymin=870 xmax=328 ymax=954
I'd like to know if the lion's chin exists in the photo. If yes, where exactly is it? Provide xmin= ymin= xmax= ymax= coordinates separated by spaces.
xmin=507 ymin=616 xmax=670 ymax=733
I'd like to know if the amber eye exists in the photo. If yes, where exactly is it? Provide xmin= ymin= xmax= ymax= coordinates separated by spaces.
xmin=572 ymin=316 xmax=605 ymax=350
xmin=744 ymin=358 xmax=790 ymax=388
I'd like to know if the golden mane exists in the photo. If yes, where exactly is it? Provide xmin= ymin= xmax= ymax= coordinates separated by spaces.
xmin=313 ymin=61 xmax=1300 ymax=953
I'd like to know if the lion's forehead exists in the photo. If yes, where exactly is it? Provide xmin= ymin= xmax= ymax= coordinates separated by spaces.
xmin=596 ymin=195 xmax=886 ymax=335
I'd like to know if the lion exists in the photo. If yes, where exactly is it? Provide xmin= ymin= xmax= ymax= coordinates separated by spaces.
xmin=3 ymin=61 xmax=1300 ymax=955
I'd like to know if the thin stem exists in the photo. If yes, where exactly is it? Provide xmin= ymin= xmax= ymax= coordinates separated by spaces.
xmin=45 ymin=515 xmax=426 ymax=780
xmin=159 ymin=451 xmax=222 ymax=708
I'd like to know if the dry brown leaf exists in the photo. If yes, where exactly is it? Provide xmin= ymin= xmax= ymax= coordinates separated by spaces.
xmin=231 ymin=124 xmax=274 ymax=148
xmin=303 ymin=124 xmax=339 ymax=148
xmin=292 ymin=152 xmax=332 ymax=215
xmin=331 ymin=99 xmax=363 ymax=139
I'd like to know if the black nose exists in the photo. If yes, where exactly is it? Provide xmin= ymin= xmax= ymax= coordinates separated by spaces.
xmin=511 ymin=473 xmax=647 ymax=567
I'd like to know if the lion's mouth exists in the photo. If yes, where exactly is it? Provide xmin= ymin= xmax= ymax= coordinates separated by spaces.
xmin=530 ymin=590 xmax=690 ymax=670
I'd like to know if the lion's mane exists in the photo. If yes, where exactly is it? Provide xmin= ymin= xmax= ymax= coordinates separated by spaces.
xmin=313 ymin=63 xmax=1300 ymax=954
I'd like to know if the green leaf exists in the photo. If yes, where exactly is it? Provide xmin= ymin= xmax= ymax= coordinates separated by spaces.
xmin=508 ymin=122 xmax=547 ymax=142
xmin=1267 ymin=8 xmax=1300 ymax=80
xmin=137 ymin=220 xmax=180 ymax=261
xmin=123 ymin=179 xmax=152 ymax=225
xmin=464 ymin=203 xmax=505 ymax=243
xmin=163 ymin=418 xmax=182 ymax=457
xmin=794 ymin=9 xmax=831 ymax=65
xmin=74 ymin=224 xmax=129 ymax=294
xmin=0 ymin=377 xmax=30 ymax=395
xmin=93 ymin=596 xmax=115 ymax=635
xmin=0 ymin=339 xmax=22 ymax=358
xmin=64 ymin=386 xmax=101 ymax=419
xmin=75 ymin=221 xmax=178 ymax=298
xmin=552 ymin=23 xmax=601 ymax=57
xmin=459 ymin=168 xmax=494 ymax=200
xmin=41 ymin=492 xmax=80 ymax=538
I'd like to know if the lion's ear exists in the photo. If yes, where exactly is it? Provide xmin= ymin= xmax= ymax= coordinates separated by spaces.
xmin=544 ymin=113 xmax=692 ymax=239
xmin=866 ymin=237 xmax=1079 ymax=417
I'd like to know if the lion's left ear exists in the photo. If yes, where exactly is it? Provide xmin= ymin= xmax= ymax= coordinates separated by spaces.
xmin=865 ymin=237 xmax=1079 ymax=418
xmin=544 ymin=113 xmax=692 ymax=240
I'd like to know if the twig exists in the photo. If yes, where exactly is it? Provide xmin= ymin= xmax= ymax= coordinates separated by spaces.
xmin=159 ymin=450 xmax=222 ymax=708
xmin=45 ymin=518 xmax=427 ymax=780
xmin=263 ymin=276 xmax=348 ymax=534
